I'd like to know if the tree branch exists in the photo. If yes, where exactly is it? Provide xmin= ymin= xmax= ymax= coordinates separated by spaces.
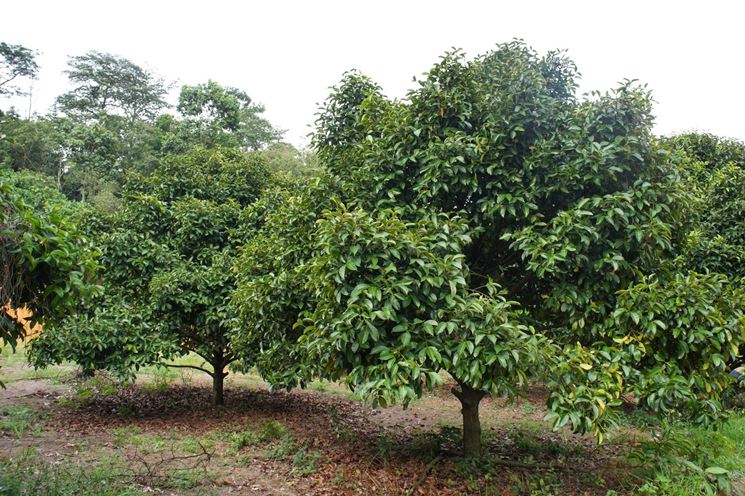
xmin=162 ymin=363 xmax=214 ymax=377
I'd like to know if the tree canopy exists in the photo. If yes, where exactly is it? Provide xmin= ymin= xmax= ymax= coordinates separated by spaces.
xmin=0 ymin=42 xmax=38 ymax=97
xmin=164 ymin=80 xmax=284 ymax=152
xmin=30 ymin=146 xmax=272 ymax=404
xmin=56 ymin=51 xmax=168 ymax=123
xmin=233 ymin=42 xmax=745 ymax=457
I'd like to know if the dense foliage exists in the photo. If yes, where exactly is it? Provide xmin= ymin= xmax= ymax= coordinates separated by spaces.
xmin=668 ymin=133 xmax=745 ymax=281
xmin=2 ymin=39 xmax=743 ymax=462
xmin=30 ymin=147 xmax=272 ymax=404
xmin=234 ymin=42 xmax=745 ymax=456
xmin=0 ymin=170 xmax=98 ymax=348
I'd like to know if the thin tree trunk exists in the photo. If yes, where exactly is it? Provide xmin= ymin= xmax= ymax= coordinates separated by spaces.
xmin=452 ymin=382 xmax=486 ymax=458
xmin=57 ymin=159 xmax=63 ymax=192
xmin=211 ymin=348 xmax=228 ymax=406
xmin=212 ymin=370 xmax=225 ymax=406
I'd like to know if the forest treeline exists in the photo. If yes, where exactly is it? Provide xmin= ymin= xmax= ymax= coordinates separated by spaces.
xmin=1 ymin=40 xmax=744 ymax=459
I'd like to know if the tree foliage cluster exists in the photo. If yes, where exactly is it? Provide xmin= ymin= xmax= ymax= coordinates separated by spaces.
xmin=233 ymin=43 xmax=745 ymax=455
xmin=0 ymin=169 xmax=97 ymax=347
xmin=1 ymin=47 xmax=306 ymax=204
xmin=1 ymin=40 xmax=744 ymax=458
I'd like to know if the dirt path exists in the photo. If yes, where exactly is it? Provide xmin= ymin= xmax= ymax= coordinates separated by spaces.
xmin=0 ymin=378 xmax=64 ymax=405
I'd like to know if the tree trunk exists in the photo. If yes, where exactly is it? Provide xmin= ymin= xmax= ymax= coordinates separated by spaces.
xmin=210 ymin=347 xmax=231 ymax=406
xmin=453 ymin=382 xmax=486 ymax=458
xmin=56 ymin=159 xmax=63 ymax=192
xmin=212 ymin=369 xmax=225 ymax=406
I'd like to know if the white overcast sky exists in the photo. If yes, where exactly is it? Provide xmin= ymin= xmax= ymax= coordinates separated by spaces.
xmin=2 ymin=0 xmax=744 ymax=146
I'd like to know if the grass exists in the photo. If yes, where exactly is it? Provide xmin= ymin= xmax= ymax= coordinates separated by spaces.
xmin=0 ymin=343 xmax=28 ymax=365
xmin=222 ymin=419 xmax=324 ymax=475
xmin=0 ymin=406 xmax=44 ymax=437
xmin=291 ymin=444 xmax=324 ymax=475
xmin=0 ymin=450 xmax=145 ymax=496
xmin=112 ymin=425 xmax=216 ymax=455
xmin=624 ymin=415 xmax=745 ymax=495
xmin=0 ymin=342 xmax=74 ymax=384
xmin=226 ymin=419 xmax=290 ymax=453
xmin=264 ymin=433 xmax=296 ymax=459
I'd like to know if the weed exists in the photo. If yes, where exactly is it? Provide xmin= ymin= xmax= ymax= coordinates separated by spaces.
xmin=331 ymin=467 xmax=351 ymax=488
xmin=627 ymin=419 xmax=744 ymax=495
xmin=178 ymin=369 xmax=194 ymax=387
xmin=113 ymin=427 xmax=214 ymax=456
xmin=520 ymin=401 xmax=537 ymax=415
xmin=328 ymin=410 xmax=354 ymax=443
xmin=222 ymin=420 xmax=289 ymax=454
xmin=0 ymin=449 xmax=144 ymax=496
xmin=374 ymin=433 xmax=395 ymax=457
xmin=71 ymin=374 xmax=120 ymax=404
xmin=178 ymin=436 xmax=215 ymax=454
xmin=160 ymin=467 xmax=213 ymax=490
xmin=117 ymin=404 xmax=135 ymax=417
xmin=18 ymin=367 xmax=70 ymax=382
xmin=0 ymin=406 xmax=43 ymax=437
xmin=510 ymin=429 xmax=580 ymax=458
xmin=310 ymin=380 xmax=328 ymax=393
xmin=112 ymin=426 xmax=144 ymax=447
xmin=229 ymin=430 xmax=260 ymax=452
xmin=620 ymin=408 xmax=661 ymax=429
xmin=258 ymin=419 xmax=288 ymax=441
xmin=292 ymin=445 xmax=324 ymax=476
xmin=142 ymin=367 xmax=174 ymax=393
xmin=505 ymin=471 xmax=563 ymax=496
xmin=264 ymin=434 xmax=295 ymax=459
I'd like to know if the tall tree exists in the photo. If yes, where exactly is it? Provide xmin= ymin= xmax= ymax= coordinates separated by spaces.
xmin=0 ymin=42 xmax=38 ymax=97
xmin=0 ymin=112 xmax=64 ymax=181
xmin=53 ymin=51 xmax=169 ymax=201
xmin=56 ymin=51 xmax=167 ymax=123
xmin=260 ymin=142 xmax=320 ymax=178
xmin=234 ymin=42 xmax=745 ymax=457
xmin=166 ymin=80 xmax=283 ymax=152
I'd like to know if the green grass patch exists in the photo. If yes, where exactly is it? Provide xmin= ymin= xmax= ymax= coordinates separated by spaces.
xmin=112 ymin=426 xmax=215 ymax=455
xmin=291 ymin=445 xmax=324 ymax=476
xmin=627 ymin=415 xmax=745 ymax=495
xmin=264 ymin=433 xmax=295 ymax=460
xmin=0 ymin=406 xmax=44 ymax=437
xmin=0 ymin=450 xmax=145 ymax=496
xmin=1 ymin=343 xmax=74 ymax=384
xmin=226 ymin=419 xmax=290 ymax=453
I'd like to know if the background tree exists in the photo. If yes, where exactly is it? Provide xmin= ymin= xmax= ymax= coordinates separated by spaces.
xmin=56 ymin=51 xmax=167 ymax=122
xmin=0 ymin=42 xmax=38 ymax=97
xmin=52 ymin=51 xmax=169 ymax=201
xmin=30 ymin=147 xmax=271 ymax=405
xmin=260 ymin=142 xmax=320 ymax=178
xmin=165 ymin=80 xmax=283 ymax=153
xmin=667 ymin=133 xmax=745 ymax=280
xmin=0 ymin=112 xmax=64 ymax=181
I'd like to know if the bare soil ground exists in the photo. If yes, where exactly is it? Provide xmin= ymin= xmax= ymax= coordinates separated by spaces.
xmin=0 ymin=359 xmax=635 ymax=495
